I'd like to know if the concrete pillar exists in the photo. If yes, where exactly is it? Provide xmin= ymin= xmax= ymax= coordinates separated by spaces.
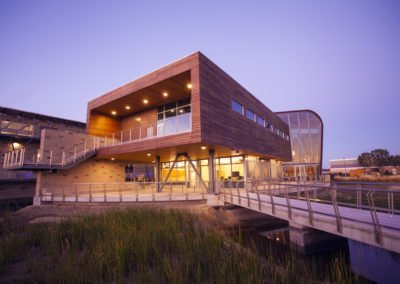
xmin=33 ymin=171 xmax=42 ymax=206
xmin=289 ymin=222 xmax=346 ymax=253
xmin=156 ymin=156 xmax=161 ymax=192
xmin=208 ymin=149 xmax=215 ymax=193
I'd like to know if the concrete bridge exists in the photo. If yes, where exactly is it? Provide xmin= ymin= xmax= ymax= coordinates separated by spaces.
xmin=35 ymin=179 xmax=400 ymax=254
xmin=216 ymin=180 xmax=400 ymax=254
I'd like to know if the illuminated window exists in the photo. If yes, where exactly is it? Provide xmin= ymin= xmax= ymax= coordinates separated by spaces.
xmin=0 ymin=120 xmax=34 ymax=137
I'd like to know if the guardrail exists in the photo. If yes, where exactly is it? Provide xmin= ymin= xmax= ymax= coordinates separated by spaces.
xmin=219 ymin=179 xmax=400 ymax=245
xmin=40 ymin=181 xmax=208 ymax=203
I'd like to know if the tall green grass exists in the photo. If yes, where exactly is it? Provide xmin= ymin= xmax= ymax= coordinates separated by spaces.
xmin=0 ymin=208 xmax=358 ymax=283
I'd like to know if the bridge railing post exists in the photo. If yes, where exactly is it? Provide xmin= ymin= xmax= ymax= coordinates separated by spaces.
xmin=330 ymin=185 xmax=343 ymax=233
xmin=256 ymin=186 xmax=261 ymax=211
xmin=366 ymin=190 xmax=382 ymax=244
xmin=357 ymin=184 xmax=362 ymax=209
xmin=236 ymin=182 xmax=241 ymax=205
xmin=285 ymin=184 xmax=292 ymax=220
xmin=304 ymin=187 xmax=314 ymax=226
xmin=268 ymin=183 xmax=275 ymax=215
xmin=246 ymin=181 xmax=250 ymax=207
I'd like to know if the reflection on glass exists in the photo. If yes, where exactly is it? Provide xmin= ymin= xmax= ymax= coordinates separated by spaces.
xmin=157 ymin=98 xmax=191 ymax=136
xmin=276 ymin=110 xmax=322 ymax=180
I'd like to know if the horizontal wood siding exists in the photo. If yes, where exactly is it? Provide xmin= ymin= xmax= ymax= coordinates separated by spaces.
xmin=87 ymin=111 xmax=121 ymax=137
xmin=198 ymin=53 xmax=291 ymax=160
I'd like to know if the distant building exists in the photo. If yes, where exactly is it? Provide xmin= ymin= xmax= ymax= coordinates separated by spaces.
xmin=329 ymin=158 xmax=364 ymax=175
xmin=0 ymin=106 xmax=85 ymax=202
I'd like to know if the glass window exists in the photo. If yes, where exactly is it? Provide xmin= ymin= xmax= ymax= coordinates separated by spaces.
xmin=246 ymin=109 xmax=255 ymax=121
xmin=178 ymin=98 xmax=190 ymax=106
xmin=231 ymin=100 xmax=243 ymax=114
xmin=157 ymin=99 xmax=192 ymax=136
xmin=219 ymin=157 xmax=231 ymax=164
xmin=177 ymin=105 xmax=191 ymax=132
xmin=257 ymin=116 xmax=264 ymax=127
xmin=231 ymin=156 xmax=243 ymax=164
xmin=0 ymin=120 xmax=34 ymax=137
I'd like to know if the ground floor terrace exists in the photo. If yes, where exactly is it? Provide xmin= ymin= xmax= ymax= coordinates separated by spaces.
xmin=35 ymin=151 xmax=285 ymax=204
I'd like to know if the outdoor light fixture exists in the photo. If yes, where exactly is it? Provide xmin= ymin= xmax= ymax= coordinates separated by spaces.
xmin=111 ymin=110 xmax=117 ymax=115
xmin=179 ymin=109 xmax=184 ymax=113
xmin=125 ymin=105 xmax=131 ymax=110
xmin=163 ymin=92 xmax=168 ymax=97
xmin=12 ymin=142 xmax=22 ymax=149
xmin=187 ymin=83 xmax=192 ymax=89
xmin=143 ymin=99 xmax=148 ymax=104
xmin=135 ymin=117 xmax=141 ymax=122
xmin=111 ymin=157 xmax=115 ymax=161
xmin=152 ymin=160 xmax=155 ymax=163
xmin=147 ymin=153 xmax=151 ymax=156
xmin=201 ymin=146 xmax=206 ymax=150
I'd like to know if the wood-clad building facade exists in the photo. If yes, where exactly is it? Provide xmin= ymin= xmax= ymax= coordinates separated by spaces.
xmin=83 ymin=52 xmax=292 ymax=190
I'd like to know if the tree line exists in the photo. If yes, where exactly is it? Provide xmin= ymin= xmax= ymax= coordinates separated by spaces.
xmin=358 ymin=149 xmax=400 ymax=174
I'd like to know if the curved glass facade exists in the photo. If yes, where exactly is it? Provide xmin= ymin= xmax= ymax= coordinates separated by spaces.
xmin=276 ymin=110 xmax=323 ymax=180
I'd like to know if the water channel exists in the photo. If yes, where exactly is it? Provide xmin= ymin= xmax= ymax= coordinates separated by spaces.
xmin=226 ymin=205 xmax=400 ymax=283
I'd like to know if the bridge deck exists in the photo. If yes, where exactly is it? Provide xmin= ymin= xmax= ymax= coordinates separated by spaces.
xmin=221 ymin=189 xmax=400 ymax=254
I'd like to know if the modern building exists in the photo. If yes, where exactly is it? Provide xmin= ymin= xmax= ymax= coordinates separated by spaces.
xmin=276 ymin=110 xmax=323 ymax=180
xmin=2 ymin=52 xmax=323 ymax=203
xmin=329 ymin=158 xmax=366 ymax=177
xmin=0 ymin=106 xmax=85 ymax=202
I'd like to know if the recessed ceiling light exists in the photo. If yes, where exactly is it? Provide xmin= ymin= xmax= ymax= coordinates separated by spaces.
xmin=143 ymin=99 xmax=148 ymax=104
xmin=163 ymin=92 xmax=168 ymax=97
xmin=152 ymin=160 xmax=155 ymax=163
xmin=179 ymin=109 xmax=184 ymax=113
xmin=125 ymin=105 xmax=131 ymax=110
xmin=201 ymin=146 xmax=206 ymax=150
xmin=111 ymin=110 xmax=117 ymax=115
xmin=187 ymin=83 xmax=192 ymax=89
xmin=147 ymin=153 xmax=151 ymax=156
xmin=135 ymin=117 xmax=141 ymax=122
xmin=111 ymin=157 xmax=115 ymax=161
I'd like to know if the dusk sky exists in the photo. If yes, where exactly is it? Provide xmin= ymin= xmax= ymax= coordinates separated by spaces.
xmin=1 ymin=0 xmax=399 ymax=168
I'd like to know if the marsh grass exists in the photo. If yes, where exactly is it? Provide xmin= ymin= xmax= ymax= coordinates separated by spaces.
xmin=0 ymin=208 xmax=358 ymax=283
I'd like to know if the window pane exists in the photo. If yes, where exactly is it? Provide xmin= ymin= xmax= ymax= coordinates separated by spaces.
xmin=165 ymin=102 xmax=176 ymax=112
xmin=246 ymin=109 xmax=255 ymax=121
xmin=164 ymin=116 xmax=176 ymax=135
xmin=178 ymin=98 xmax=190 ymax=106
xmin=257 ymin=116 xmax=264 ymax=126
xmin=231 ymin=100 xmax=243 ymax=114
xmin=177 ymin=113 xmax=191 ymax=132
xmin=220 ymin=157 xmax=231 ymax=164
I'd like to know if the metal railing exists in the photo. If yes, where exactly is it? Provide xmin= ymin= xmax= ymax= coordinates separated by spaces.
xmin=218 ymin=179 xmax=400 ymax=244
xmin=3 ymin=136 xmax=101 ymax=169
xmin=99 ymin=119 xmax=192 ymax=148
xmin=40 ymin=181 xmax=207 ymax=203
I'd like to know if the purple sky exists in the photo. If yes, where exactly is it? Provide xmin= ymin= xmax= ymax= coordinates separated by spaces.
xmin=1 ymin=1 xmax=399 ymax=168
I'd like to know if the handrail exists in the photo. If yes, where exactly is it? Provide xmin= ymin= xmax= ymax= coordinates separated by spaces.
xmin=219 ymin=179 xmax=400 ymax=246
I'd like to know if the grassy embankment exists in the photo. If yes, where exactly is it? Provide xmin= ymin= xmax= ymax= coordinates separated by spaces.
xmin=0 ymin=208 xmax=357 ymax=283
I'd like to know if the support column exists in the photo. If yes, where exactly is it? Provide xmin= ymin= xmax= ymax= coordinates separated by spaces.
xmin=33 ymin=172 xmax=42 ymax=206
xmin=208 ymin=149 xmax=215 ymax=193
xmin=289 ymin=222 xmax=346 ymax=253
xmin=156 ymin=156 xmax=161 ymax=192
